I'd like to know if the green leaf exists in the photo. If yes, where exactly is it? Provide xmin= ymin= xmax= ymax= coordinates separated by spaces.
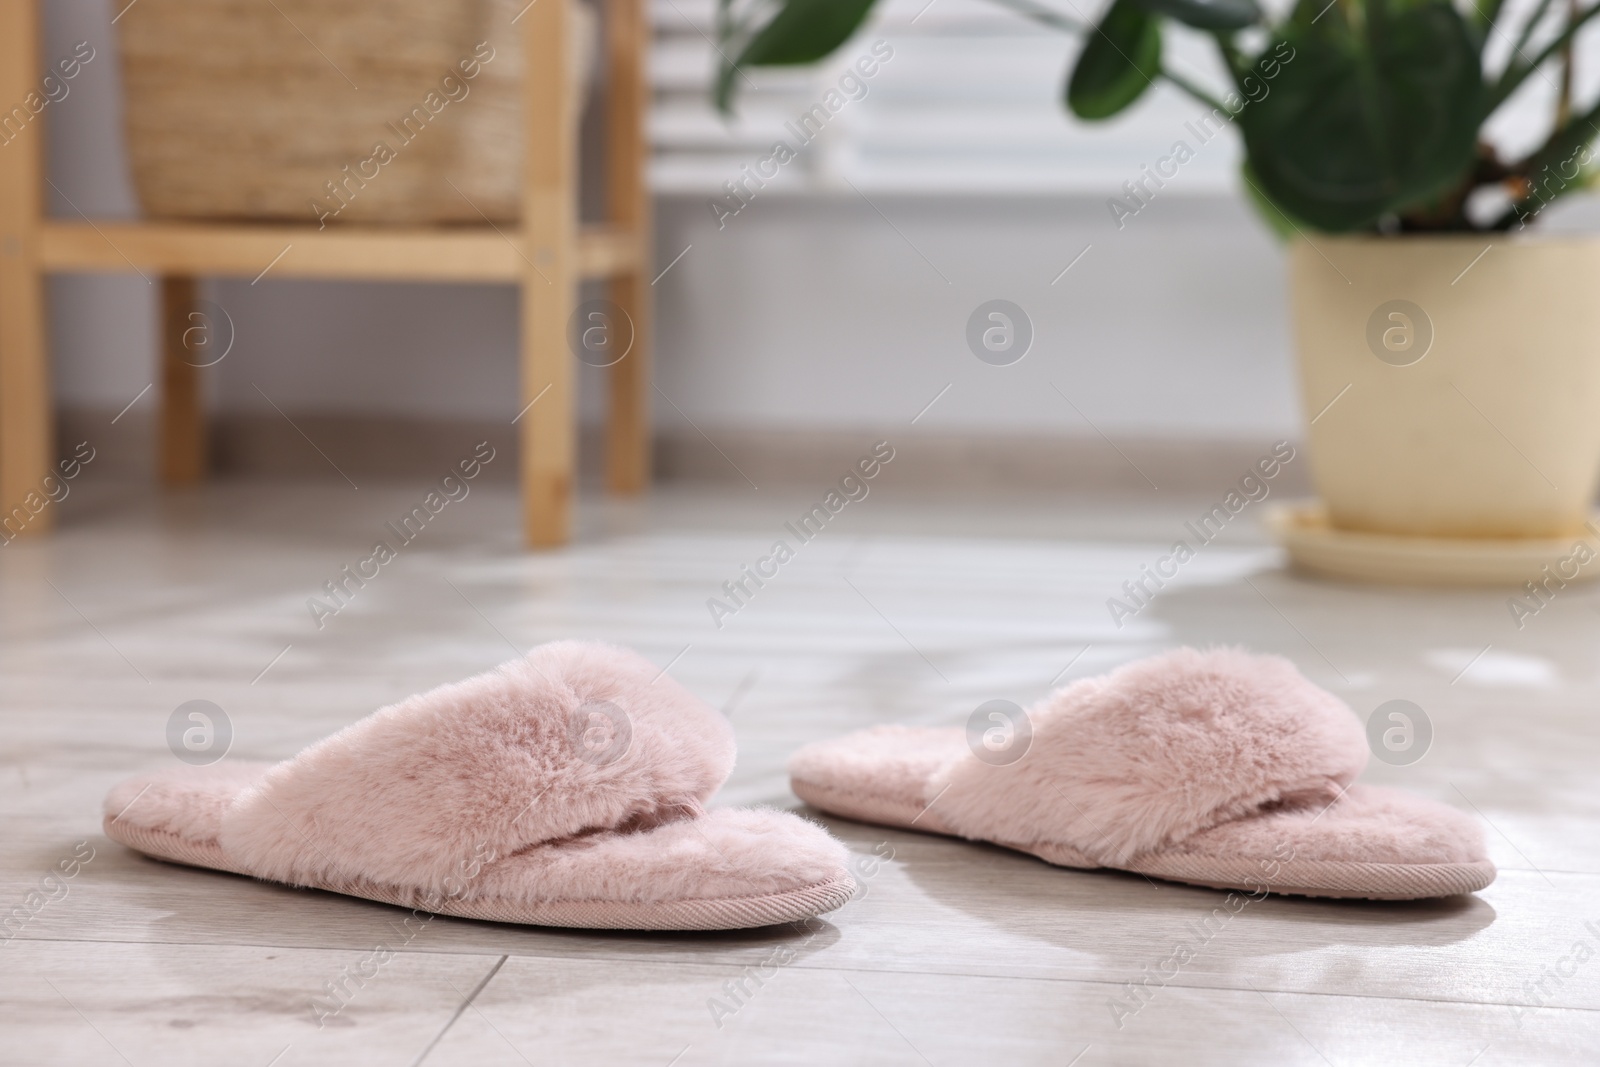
xmin=1236 ymin=0 xmax=1484 ymax=231
xmin=715 ymin=56 xmax=741 ymax=115
xmin=715 ymin=0 xmax=880 ymax=113
xmin=1066 ymin=0 xmax=1162 ymax=121
xmin=1131 ymin=0 xmax=1260 ymax=32
xmin=737 ymin=0 xmax=879 ymax=64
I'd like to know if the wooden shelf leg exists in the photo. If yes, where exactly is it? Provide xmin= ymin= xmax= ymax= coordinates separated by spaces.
xmin=0 ymin=0 xmax=52 ymax=537
xmin=0 ymin=246 xmax=50 ymax=537
xmin=604 ymin=0 xmax=652 ymax=495
xmin=521 ymin=267 xmax=575 ymax=547
xmin=520 ymin=0 xmax=577 ymax=547
xmin=160 ymin=276 xmax=206 ymax=485
xmin=605 ymin=269 xmax=650 ymax=494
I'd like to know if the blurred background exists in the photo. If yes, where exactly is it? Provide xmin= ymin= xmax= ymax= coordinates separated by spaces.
xmin=9 ymin=1 xmax=1600 ymax=1062
xmin=41 ymin=0 xmax=1512 ymax=488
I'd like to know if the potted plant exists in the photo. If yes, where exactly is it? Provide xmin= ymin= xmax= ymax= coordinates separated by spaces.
xmin=716 ymin=0 xmax=1600 ymax=579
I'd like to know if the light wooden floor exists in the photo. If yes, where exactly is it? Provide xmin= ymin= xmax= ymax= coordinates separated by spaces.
xmin=2 ymin=478 xmax=1596 ymax=1065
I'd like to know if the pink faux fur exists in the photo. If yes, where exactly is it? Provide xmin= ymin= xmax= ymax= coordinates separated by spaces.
xmin=104 ymin=760 xmax=270 ymax=843
xmin=100 ymin=641 xmax=856 ymax=925
xmin=216 ymin=641 xmax=738 ymax=892
xmin=788 ymin=724 xmax=953 ymax=821
xmin=928 ymin=648 xmax=1370 ymax=865
xmin=1170 ymin=783 xmax=1487 ymax=865
xmin=105 ymin=761 xmax=850 ymax=906
xmin=460 ymin=807 xmax=851 ymax=904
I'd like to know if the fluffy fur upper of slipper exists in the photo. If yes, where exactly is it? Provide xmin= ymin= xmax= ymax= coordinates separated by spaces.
xmin=1168 ymin=783 xmax=1487 ymax=865
xmin=218 ymin=641 xmax=737 ymax=892
xmin=928 ymin=647 xmax=1368 ymax=865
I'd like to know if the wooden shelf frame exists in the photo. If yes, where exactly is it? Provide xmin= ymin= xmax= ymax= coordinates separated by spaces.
xmin=36 ymin=222 xmax=645 ymax=284
xmin=0 ymin=0 xmax=654 ymax=547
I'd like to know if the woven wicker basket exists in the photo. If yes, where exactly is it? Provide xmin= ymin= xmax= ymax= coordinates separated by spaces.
xmin=116 ymin=0 xmax=595 ymax=225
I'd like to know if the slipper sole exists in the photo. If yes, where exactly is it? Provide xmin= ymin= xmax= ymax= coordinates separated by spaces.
xmin=792 ymin=775 xmax=1496 ymax=901
xmin=106 ymin=815 xmax=857 ymax=932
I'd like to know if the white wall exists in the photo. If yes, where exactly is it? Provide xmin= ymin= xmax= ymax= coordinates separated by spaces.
xmin=653 ymin=191 xmax=1296 ymax=438
xmin=41 ymin=0 xmax=1303 ymax=442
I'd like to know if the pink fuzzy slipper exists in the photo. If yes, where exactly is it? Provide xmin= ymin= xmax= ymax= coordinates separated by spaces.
xmin=791 ymin=648 xmax=1495 ymax=900
xmin=103 ymin=642 xmax=854 ymax=930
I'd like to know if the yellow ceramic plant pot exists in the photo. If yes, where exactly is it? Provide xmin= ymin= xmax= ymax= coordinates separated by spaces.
xmin=1288 ymin=235 xmax=1600 ymax=539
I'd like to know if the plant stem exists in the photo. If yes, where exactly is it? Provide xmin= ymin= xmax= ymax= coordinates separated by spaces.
xmin=982 ymin=0 xmax=1088 ymax=33
xmin=1215 ymin=37 xmax=1247 ymax=92
xmin=1161 ymin=66 xmax=1228 ymax=112
xmin=1507 ymin=0 xmax=1558 ymax=66
xmin=1491 ymin=1 xmax=1600 ymax=109
xmin=1491 ymin=95 xmax=1600 ymax=227
xmin=1557 ymin=0 xmax=1577 ymax=127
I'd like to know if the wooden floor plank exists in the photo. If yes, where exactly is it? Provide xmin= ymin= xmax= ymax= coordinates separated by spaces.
xmin=0 ymin=940 xmax=503 ymax=1067
xmin=429 ymin=953 xmax=1599 ymax=1067
xmin=2 ymin=481 xmax=1597 ymax=1061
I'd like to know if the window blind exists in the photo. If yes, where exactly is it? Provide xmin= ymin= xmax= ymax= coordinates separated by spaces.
xmin=649 ymin=0 xmax=1246 ymax=196
xmin=648 ymin=0 xmax=1591 ymax=199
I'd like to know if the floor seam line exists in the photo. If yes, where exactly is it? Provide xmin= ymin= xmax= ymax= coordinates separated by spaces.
xmin=409 ymin=953 xmax=507 ymax=1067
xmin=9 ymin=934 xmax=1595 ymax=1015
